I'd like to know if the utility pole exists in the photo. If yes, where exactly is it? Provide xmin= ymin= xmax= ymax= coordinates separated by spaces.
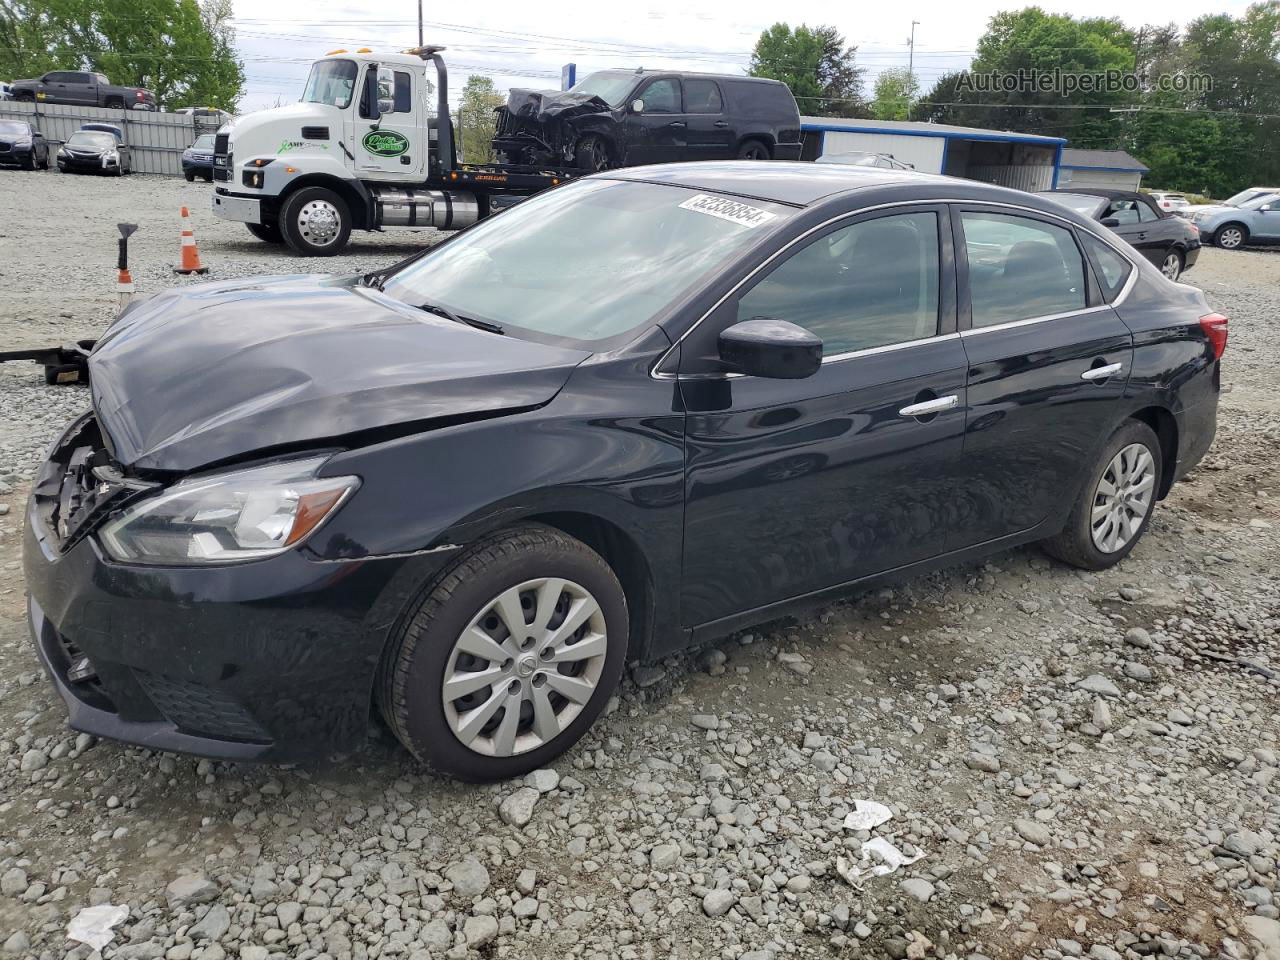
xmin=907 ymin=20 xmax=920 ymax=79
xmin=417 ymin=0 xmax=424 ymax=47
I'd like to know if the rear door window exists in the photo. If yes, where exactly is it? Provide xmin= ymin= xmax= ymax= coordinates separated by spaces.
xmin=960 ymin=212 xmax=1087 ymax=327
xmin=684 ymin=80 xmax=723 ymax=114
xmin=1080 ymin=233 xmax=1133 ymax=302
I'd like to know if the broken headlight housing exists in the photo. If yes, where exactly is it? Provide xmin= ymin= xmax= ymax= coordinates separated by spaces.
xmin=99 ymin=456 xmax=359 ymax=565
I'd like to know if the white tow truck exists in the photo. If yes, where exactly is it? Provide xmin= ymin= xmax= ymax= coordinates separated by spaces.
xmin=211 ymin=46 xmax=570 ymax=255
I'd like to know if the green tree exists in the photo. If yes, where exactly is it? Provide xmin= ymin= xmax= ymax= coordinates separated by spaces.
xmin=749 ymin=23 xmax=866 ymax=117
xmin=0 ymin=0 xmax=244 ymax=111
xmin=871 ymin=67 xmax=918 ymax=120
xmin=454 ymin=74 xmax=505 ymax=164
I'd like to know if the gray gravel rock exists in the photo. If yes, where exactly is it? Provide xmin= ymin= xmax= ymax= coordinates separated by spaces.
xmin=444 ymin=858 xmax=490 ymax=898
xmin=165 ymin=873 xmax=218 ymax=907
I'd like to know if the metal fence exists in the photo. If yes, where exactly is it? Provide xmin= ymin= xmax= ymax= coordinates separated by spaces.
xmin=0 ymin=101 xmax=199 ymax=175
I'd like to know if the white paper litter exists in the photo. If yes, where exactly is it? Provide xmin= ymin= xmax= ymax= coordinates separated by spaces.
xmin=842 ymin=799 xmax=894 ymax=831
xmin=67 ymin=904 xmax=129 ymax=951
xmin=836 ymin=837 xmax=927 ymax=884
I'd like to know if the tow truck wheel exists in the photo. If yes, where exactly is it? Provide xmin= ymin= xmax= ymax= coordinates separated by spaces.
xmin=280 ymin=186 xmax=351 ymax=256
xmin=246 ymin=222 xmax=285 ymax=244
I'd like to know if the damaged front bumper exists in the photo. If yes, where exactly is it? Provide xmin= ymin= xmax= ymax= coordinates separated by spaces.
xmin=22 ymin=413 xmax=455 ymax=763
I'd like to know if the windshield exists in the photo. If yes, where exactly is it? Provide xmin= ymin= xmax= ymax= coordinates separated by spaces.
xmin=0 ymin=120 xmax=29 ymax=136
xmin=568 ymin=71 xmax=637 ymax=107
xmin=1042 ymin=192 xmax=1107 ymax=217
xmin=381 ymin=179 xmax=791 ymax=345
xmin=1239 ymin=194 xmax=1278 ymax=210
xmin=301 ymin=59 xmax=357 ymax=109
xmin=1223 ymin=188 xmax=1272 ymax=206
xmin=67 ymin=132 xmax=115 ymax=149
xmin=191 ymin=134 xmax=215 ymax=149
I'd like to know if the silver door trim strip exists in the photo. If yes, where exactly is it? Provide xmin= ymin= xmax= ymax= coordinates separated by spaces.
xmin=651 ymin=196 xmax=1142 ymax=382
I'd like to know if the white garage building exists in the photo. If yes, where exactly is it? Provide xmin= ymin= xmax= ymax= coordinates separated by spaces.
xmin=1055 ymin=149 xmax=1149 ymax=191
xmin=800 ymin=117 xmax=1066 ymax=192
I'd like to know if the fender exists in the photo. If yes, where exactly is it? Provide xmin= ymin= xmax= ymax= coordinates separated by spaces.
xmin=254 ymin=156 xmax=376 ymax=228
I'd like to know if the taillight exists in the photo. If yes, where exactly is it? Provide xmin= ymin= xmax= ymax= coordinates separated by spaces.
xmin=135 ymin=90 xmax=144 ymax=100
xmin=1199 ymin=313 xmax=1228 ymax=360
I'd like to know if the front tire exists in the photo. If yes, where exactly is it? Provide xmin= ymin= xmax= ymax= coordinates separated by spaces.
xmin=1214 ymin=223 xmax=1247 ymax=249
xmin=1041 ymin=420 xmax=1162 ymax=570
xmin=245 ymin=222 xmax=284 ymax=244
xmin=184 ymin=169 xmax=196 ymax=182
xmin=573 ymin=135 xmax=611 ymax=172
xmin=1160 ymin=248 xmax=1183 ymax=280
xmin=378 ymin=526 xmax=628 ymax=782
xmin=279 ymin=186 xmax=351 ymax=256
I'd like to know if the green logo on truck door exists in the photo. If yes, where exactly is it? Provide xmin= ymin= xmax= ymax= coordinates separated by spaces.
xmin=362 ymin=130 xmax=409 ymax=157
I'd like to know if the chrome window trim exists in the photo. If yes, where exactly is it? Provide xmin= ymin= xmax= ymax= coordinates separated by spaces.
xmin=959 ymin=305 xmax=1110 ymax=338
xmin=652 ymin=196 xmax=1141 ymax=382
xmin=823 ymin=331 xmax=960 ymax=363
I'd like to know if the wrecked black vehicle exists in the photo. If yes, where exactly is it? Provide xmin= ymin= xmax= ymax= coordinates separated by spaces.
xmin=493 ymin=69 xmax=803 ymax=171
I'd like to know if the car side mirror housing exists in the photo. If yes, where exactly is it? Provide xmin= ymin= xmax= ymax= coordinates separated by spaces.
xmin=1100 ymin=217 xmax=1120 ymax=227
xmin=718 ymin=318 xmax=822 ymax=379
xmin=630 ymin=99 xmax=644 ymax=114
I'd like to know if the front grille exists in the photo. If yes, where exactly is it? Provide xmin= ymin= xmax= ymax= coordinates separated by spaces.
xmin=214 ymin=133 xmax=228 ymax=155
xmin=0 ymin=141 xmax=11 ymax=154
xmin=134 ymin=671 xmax=272 ymax=743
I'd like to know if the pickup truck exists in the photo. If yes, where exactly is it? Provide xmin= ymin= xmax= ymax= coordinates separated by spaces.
xmin=10 ymin=71 xmax=156 ymax=111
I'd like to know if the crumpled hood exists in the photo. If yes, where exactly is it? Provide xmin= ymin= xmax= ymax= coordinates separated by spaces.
xmin=504 ymin=88 xmax=613 ymax=124
xmin=90 ymin=275 xmax=589 ymax=473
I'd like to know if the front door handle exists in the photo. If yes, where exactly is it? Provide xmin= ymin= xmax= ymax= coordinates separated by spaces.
xmin=714 ymin=120 xmax=729 ymax=127
xmin=667 ymin=121 xmax=686 ymax=128
xmin=899 ymin=395 xmax=958 ymax=418
xmin=1081 ymin=361 xmax=1123 ymax=381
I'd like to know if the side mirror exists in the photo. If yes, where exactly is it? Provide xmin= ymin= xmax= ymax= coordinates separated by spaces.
xmin=378 ymin=97 xmax=395 ymax=115
xmin=718 ymin=318 xmax=822 ymax=379
xmin=630 ymin=99 xmax=644 ymax=114
xmin=1100 ymin=217 xmax=1120 ymax=227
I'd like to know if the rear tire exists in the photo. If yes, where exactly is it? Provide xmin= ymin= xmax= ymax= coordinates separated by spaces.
xmin=245 ymin=222 xmax=284 ymax=244
xmin=1041 ymin=420 xmax=1163 ymax=570
xmin=736 ymin=139 xmax=771 ymax=160
xmin=377 ymin=525 xmax=628 ymax=781
xmin=1160 ymin=248 xmax=1183 ymax=280
xmin=1214 ymin=223 xmax=1247 ymax=249
xmin=279 ymin=186 xmax=351 ymax=256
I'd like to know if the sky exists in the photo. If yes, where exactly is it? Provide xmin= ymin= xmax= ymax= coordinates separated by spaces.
xmin=229 ymin=0 xmax=1258 ymax=114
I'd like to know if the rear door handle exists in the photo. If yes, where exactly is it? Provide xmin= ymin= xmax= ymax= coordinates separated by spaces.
xmin=667 ymin=121 xmax=686 ymax=128
xmin=714 ymin=120 xmax=729 ymax=127
xmin=899 ymin=395 xmax=958 ymax=418
xmin=1081 ymin=362 xmax=1123 ymax=381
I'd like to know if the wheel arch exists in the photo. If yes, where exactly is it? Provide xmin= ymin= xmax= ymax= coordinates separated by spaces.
xmin=1128 ymin=405 xmax=1178 ymax=499
xmin=278 ymin=174 xmax=374 ymax=229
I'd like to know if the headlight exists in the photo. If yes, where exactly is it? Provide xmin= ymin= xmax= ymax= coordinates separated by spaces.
xmin=99 ymin=456 xmax=359 ymax=565
xmin=14 ymin=136 xmax=31 ymax=146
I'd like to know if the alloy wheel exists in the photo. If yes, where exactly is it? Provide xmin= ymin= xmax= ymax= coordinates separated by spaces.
xmin=1218 ymin=227 xmax=1244 ymax=249
xmin=1091 ymin=443 xmax=1156 ymax=553
xmin=297 ymin=199 xmax=341 ymax=247
xmin=1161 ymin=252 xmax=1181 ymax=280
xmin=441 ymin=577 xmax=608 ymax=757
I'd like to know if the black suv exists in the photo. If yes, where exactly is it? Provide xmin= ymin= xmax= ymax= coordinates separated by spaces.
xmin=494 ymin=69 xmax=803 ymax=171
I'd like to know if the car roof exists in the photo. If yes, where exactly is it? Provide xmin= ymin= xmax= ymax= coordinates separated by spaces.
xmin=605 ymin=161 xmax=1061 ymax=209
xmin=1047 ymin=187 xmax=1149 ymax=202
xmin=586 ymin=68 xmax=782 ymax=85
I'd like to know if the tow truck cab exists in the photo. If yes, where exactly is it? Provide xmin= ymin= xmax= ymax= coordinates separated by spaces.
xmin=211 ymin=46 xmax=567 ymax=255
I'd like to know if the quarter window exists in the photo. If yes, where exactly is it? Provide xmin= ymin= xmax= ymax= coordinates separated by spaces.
xmin=961 ymin=212 xmax=1086 ymax=327
xmin=684 ymin=80 xmax=723 ymax=114
xmin=1080 ymin=234 xmax=1132 ymax=302
xmin=639 ymin=79 xmax=681 ymax=113
xmin=737 ymin=211 xmax=940 ymax=356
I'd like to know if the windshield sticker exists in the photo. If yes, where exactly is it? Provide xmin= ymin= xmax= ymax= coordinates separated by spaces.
xmin=678 ymin=194 xmax=775 ymax=228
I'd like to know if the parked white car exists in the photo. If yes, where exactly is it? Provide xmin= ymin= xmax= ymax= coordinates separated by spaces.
xmin=1148 ymin=191 xmax=1190 ymax=214
xmin=1184 ymin=186 xmax=1280 ymax=217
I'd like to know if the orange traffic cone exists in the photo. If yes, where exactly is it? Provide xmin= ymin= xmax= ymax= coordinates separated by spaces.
xmin=173 ymin=206 xmax=208 ymax=275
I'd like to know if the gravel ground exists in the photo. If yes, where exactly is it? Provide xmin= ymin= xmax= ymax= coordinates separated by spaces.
xmin=1 ymin=171 xmax=1278 ymax=960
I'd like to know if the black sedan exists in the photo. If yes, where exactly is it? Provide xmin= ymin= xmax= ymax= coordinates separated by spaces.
xmin=0 ymin=119 xmax=49 ymax=169
xmin=1042 ymin=188 xmax=1201 ymax=281
xmin=57 ymin=129 xmax=131 ymax=175
xmin=24 ymin=163 xmax=1226 ymax=780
